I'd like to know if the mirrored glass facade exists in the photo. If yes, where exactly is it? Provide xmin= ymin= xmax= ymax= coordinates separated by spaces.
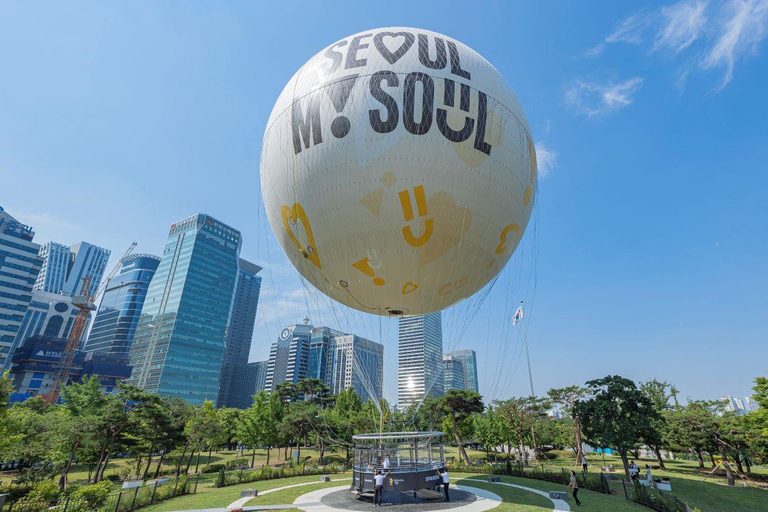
xmin=85 ymin=254 xmax=161 ymax=355
xmin=128 ymin=214 xmax=241 ymax=405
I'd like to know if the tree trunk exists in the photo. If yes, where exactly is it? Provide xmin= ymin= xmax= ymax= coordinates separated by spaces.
xmin=573 ymin=418 xmax=583 ymax=466
xmin=713 ymin=430 xmax=735 ymax=487
xmin=695 ymin=449 xmax=704 ymax=469
xmin=517 ymin=431 xmax=527 ymax=465
xmin=59 ymin=439 xmax=80 ymax=491
xmin=451 ymin=413 xmax=469 ymax=464
xmin=267 ymin=446 xmax=271 ymax=466
xmin=195 ymin=452 xmax=201 ymax=474
xmin=98 ymin=436 xmax=118 ymax=483
xmin=319 ymin=438 xmax=325 ymax=464
xmin=207 ymin=448 xmax=212 ymax=465
xmin=653 ymin=445 xmax=667 ymax=470
xmin=745 ymin=456 xmax=752 ymax=474
xmin=735 ymin=454 xmax=744 ymax=475
xmin=143 ymin=447 xmax=155 ymax=480
xmin=176 ymin=442 xmax=190 ymax=476
xmin=709 ymin=452 xmax=717 ymax=469
xmin=297 ymin=440 xmax=301 ymax=460
xmin=153 ymin=450 xmax=167 ymax=479
xmin=618 ymin=447 xmax=631 ymax=482
xmin=92 ymin=442 xmax=108 ymax=483
xmin=251 ymin=448 xmax=256 ymax=468
xmin=185 ymin=450 xmax=194 ymax=474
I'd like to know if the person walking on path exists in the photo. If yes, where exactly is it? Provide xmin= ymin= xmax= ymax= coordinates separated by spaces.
xmin=374 ymin=469 xmax=389 ymax=507
xmin=568 ymin=470 xmax=581 ymax=506
xmin=438 ymin=468 xmax=450 ymax=502
xmin=645 ymin=464 xmax=653 ymax=487
xmin=581 ymin=454 xmax=588 ymax=472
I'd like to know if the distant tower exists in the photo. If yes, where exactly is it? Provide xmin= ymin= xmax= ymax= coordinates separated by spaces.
xmin=127 ymin=214 xmax=241 ymax=405
xmin=34 ymin=241 xmax=111 ymax=296
xmin=0 ymin=207 xmax=43 ymax=368
xmin=445 ymin=349 xmax=479 ymax=393
xmin=85 ymin=254 xmax=161 ymax=355
xmin=217 ymin=259 xmax=262 ymax=409
xmin=264 ymin=322 xmax=313 ymax=393
xmin=398 ymin=312 xmax=443 ymax=408
xmin=443 ymin=354 xmax=466 ymax=392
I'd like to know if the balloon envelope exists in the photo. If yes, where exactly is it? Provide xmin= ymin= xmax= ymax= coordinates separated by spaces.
xmin=261 ymin=27 xmax=536 ymax=316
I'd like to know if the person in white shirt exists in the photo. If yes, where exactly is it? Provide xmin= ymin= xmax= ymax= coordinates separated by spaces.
xmin=645 ymin=464 xmax=653 ymax=487
xmin=437 ymin=468 xmax=450 ymax=502
xmin=383 ymin=455 xmax=391 ymax=471
xmin=580 ymin=454 xmax=588 ymax=472
xmin=374 ymin=470 xmax=389 ymax=506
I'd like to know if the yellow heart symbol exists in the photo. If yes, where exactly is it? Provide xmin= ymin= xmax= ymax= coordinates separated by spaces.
xmin=495 ymin=223 xmax=521 ymax=255
xmin=401 ymin=282 xmax=418 ymax=295
xmin=281 ymin=203 xmax=322 ymax=269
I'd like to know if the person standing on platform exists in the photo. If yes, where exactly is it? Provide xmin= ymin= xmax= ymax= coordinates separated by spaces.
xmin=374 ymin=469 xmax=389 ymax=506
xmin=568 ymin=470 xmax=581 ymax=506
xmin=383 ymin=455 xmax=391 ymax=471
xmin=437 ymin=468 xmax=450 ymax=502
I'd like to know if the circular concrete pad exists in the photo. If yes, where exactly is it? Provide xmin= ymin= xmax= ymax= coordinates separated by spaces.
xmin=293 ymin=485 xmax=501 ymax=512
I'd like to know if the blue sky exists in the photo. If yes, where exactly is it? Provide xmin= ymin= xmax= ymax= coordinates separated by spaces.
xmin=2 ymin=1 xmax=767 ymax=403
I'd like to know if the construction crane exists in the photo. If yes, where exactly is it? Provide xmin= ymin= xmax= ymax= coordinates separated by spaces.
xmin=44 ymin=241 xmax=137 ymax=405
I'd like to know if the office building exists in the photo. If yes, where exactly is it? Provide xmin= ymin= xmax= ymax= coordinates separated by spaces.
xmin=34 ymin=241 xmax=110 ymax=296
xmin=85 ymin=254 xmax=161 ymax=355
xmin=32 ymin=242 xmax=70 ymax=294
xmin=722 ymin=395 xmax=760 ymax=416
xmin=217 ymin=259 xmax=262 ymax=409
xmin=12 ymin=290 xmax=82 ymax=351
xmin=247 ymin=360 xmax=268 ymax=395
xmin=0 ymin=207 xmax=43 ymax=369
xmin=443 ymin=354 xmax=466 ymax=392
xmin=308 ymin=329 xmax=383 ymax=403
xmin=398 ymin=312 xmax=443 ymax=408
xmin=9 ymin=335 xmax=131 ymax=397
xmin=128 ymin=214 xmax=241 ymax=405
xmin=264 ymin=319 xmax=313 ymax=393
xmin=445 ymin=349 xmax=480 ymax=393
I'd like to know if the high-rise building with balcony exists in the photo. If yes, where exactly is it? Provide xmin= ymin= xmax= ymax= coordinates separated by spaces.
xmin=0 ymin=207 xmax=43 ymax=368
xmin=127 ymin=214 xmax=241 ymax=405
xmin=398 ymin=312 xmax=443 ymax=408
xmin=217 ymin=259 xmax=262 ymax=409
xmin=85 ymin=254 xmax=161 ymax=355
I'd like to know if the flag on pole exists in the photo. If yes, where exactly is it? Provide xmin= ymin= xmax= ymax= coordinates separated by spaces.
xmin=513 ymin=301 xmax=524 ymax=325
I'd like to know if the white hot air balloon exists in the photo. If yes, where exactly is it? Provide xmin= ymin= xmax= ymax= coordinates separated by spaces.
xmin=261 ymin=27 xmax=537 ymax=316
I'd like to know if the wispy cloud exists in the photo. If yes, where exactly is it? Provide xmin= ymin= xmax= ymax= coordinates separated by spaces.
xmin=606 ymin=12 xmax=656 ymax=44
xmin=13 ymin=211 xmax=83 ymax=233
xmin=584 ymin=0 xmax=768 ymax=90
xmin=566 ymin=77 xmax=644 ymax=117
xmin=534 ymin=142 xmax=558 ymax=178
xmin=702 ymin=0 xmax=768 ymax=88
xmin=654 ymin=0 xmax=709 ymax=54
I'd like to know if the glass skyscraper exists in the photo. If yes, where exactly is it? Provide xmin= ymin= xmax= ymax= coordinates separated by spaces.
xmin=443 ymin=354 xmax=466 ymax=392
xmin=127 ymin=214 xmax=241 ymax=405
xmin=445 ymin=349 xmax=479 ymax=393
xmin=34 ymin=241 xmax=110 ymax=296
xmin=264 ymin=320 xmax=312 ymax=393
xmin=85 ymin=254 xmax=161 ymax=355
xmin=398 ymin=312 xmax=443 ymax=408
xmin=308 ymin=328 xmax=383 ymax=403
xmin=216 ymin=258 xmax=262 ymax=409
xmin=0 ymin=207 xmax=43 ymax=369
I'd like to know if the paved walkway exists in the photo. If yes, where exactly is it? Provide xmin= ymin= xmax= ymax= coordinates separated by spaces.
xmin=464 ymin=478 xmax=570 ymax=512
xmin=225 ymin=477 xmax=352 ymax=510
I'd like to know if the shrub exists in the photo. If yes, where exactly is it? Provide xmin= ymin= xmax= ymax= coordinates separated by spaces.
xmin=12 ymin=480 xmax=59 ymax=511
xmin=216 ymin=467 xmax=226 ymax=488
xmin=225 ymin=457 xmax=250 ymax=470
xmin=201 ymin=463 xmax=226 ymax=474
xmin=66 ymin=480 xmax=113 ymax=511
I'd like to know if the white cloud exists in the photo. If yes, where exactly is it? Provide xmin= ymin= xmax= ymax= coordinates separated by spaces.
xmin=654 ymin=0 xmax=709 ymax=54
xmin=606 ymin=12 xmax=656 ymax=44
xmin=13 ymin=211 xmax=83 ymax=233
xmin=566 ymin=77 xmax=644 ymax=117
xmin=702 ymin=0 xmax=768 ymax=88
xmin=534 ymin=142 xmax=558 ymax=178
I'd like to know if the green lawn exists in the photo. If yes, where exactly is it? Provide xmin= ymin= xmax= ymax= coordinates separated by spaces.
xmin=141 ymin=473 xmax=351 ymax=512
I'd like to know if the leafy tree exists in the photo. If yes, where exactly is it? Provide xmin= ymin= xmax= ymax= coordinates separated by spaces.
xmin=298 ymin=378 xmax=331 ymax=406
xmin=745 ymin=377 xmax=768 ymax=466
xmin=438 ymin=389 xmax=483 ymax=464
xmin=574 ymin=375 xmax=660 ymax=481
xmin=281 ymin=400 xmax=317 ymax=461
xmin=0 ymin=371 xmax=22 ymax=454
xmin=547 ymin=385 xmax=589 ymax=465
xmin=639 ymin=379 xmax=677 ymax=470
xmin=494 ymin=396 xmax=549 ymax=465
xmin=276 ymin=382 xmax=299 ymax=409
xmin=239 ymin=391 xmax=284 ymax=467
xmin=217 ymin=407 xmax=242 ymax=450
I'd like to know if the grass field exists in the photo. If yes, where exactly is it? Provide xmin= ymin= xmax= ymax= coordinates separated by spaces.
xmin=4 ymin=447 xmax=768 ymax=511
